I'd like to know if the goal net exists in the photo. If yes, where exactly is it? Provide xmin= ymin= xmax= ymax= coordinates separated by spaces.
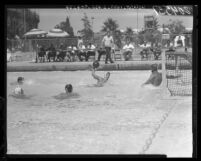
xmin=160 ymin=32 xmax=192 ymax=96
xmin=165 ymin=50 xmax=192 ymax=96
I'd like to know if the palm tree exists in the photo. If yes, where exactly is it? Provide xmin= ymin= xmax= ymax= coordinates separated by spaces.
xmin=101 ymin=18 xmax=119 ymax=33
xmin=101 ymin=18 xmax=122 ymax=48
xmin=80 ymin=13 xmax=93 ymax=43
xmin=125 ymin=27 xmax=134 ymax=42
xmin=152 ymin=16 xmax=160 ymax=30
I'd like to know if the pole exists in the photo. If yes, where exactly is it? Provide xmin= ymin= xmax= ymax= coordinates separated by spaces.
xmin=91 ymin=17 xmax=94 ymax=42
xmin=161 ymin=23 xmax=170 ymax=97
xmin=24 ymin=9 xmax=26 ymax=38
xmin=24 ymin=9 xmax=27 ymax=52
xmin=136 ymin=9 xmax=139 ymax=53
xmin=137 ymin=9 xmax=138 ymax=32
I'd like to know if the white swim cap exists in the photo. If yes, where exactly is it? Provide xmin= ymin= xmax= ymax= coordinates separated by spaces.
xmin=14 ymin=86 xmax=23 ymax=95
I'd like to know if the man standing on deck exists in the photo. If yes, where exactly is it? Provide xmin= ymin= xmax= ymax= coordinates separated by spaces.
xmin=102 ymin=30 xmax=114 ymax=64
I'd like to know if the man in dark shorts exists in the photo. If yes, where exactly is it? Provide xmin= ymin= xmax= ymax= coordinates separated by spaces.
xmin=102 ymin=30 xmax=114 ymax=64
xmin=97 ymin=47 xmax=106 ymax=61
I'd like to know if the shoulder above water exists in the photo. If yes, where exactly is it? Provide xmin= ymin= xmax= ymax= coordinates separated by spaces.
xmin=53 ymin=92 xmax=80 ymax=100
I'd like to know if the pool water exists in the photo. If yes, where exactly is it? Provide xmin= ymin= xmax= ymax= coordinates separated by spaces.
xmin=7 ymin=71 xmax=192 ymax=155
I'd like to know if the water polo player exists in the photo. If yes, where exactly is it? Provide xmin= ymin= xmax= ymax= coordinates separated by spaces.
xmin=53 ymin=84 xmax=79 ymax=100
xmin=89 ymin=61 xmax=110 ymax=87
xmin=142 ymin=64 xmax=162 ymax=87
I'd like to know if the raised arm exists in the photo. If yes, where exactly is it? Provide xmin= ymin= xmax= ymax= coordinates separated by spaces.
xmin=89 ymin=65 xmax=102 ymax=81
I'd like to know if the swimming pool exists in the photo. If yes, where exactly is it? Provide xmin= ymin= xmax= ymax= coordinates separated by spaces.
xmin=7 ymin=71 xmax=192 ymax=156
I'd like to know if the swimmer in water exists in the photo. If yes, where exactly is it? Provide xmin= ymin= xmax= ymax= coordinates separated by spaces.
xmin=10 ymin=77 xmax=25 ymax=86
xmin=53 ymin=84 xmax=79 ymax=100
xmin=141 ymin=64 xmax=183 ymax=87
xmin=13 ymin=86 xmax=24 ymax=95
xmin=89 ymin=65 xmax=110 ymax=87
xmin=141 ymin=64 xmax=162 ymax=87
xmin=9 ymin=85 xmax=27 ymax=99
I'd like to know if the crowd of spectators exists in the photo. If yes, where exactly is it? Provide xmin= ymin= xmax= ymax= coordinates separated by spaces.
xmin=7 ymin=31 xmax=165 ymax=63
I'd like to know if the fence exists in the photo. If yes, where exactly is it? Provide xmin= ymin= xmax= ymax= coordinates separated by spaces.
xmin=6 ymin=33 xmax=192 ymax=63
xmin=7 ymin=37 xmax=78 ymax=52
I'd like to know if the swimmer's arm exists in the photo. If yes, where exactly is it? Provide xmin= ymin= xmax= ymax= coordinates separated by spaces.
xmin=142 ymin=74 xmax=154 ymax=86
xmin=89 ymin=65 xmax=103 ymax=81
xmin=91 ymin=70 xmax=102 ymax=81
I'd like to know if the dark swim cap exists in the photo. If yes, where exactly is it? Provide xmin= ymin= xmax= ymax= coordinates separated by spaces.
xmin=65 ymin=84 xmax=73 ymax=93
xmin=151 ymin=64 xmax=158 ymax=72
xmin=17 ymin=77 xmax=24 ymax=83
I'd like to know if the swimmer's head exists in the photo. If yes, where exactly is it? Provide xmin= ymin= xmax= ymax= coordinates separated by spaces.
xmin=14 ymin=86 xmax=24 ymax=95
xmin=151 ymin=64 xmax=158 ymax=72
xmin=105 ymin=72 xmax=110 ymax=81
xmin=65 ymin=84 xmax=73 ymax=94
xmin=17 ymin=77 xmax=24 ymax=84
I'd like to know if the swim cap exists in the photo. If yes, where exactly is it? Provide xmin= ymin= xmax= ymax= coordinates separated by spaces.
xmin=93 ymin=60 xmax=100 ymax=69
xmin=17 ymin=77 xmax=24 ymax=83
xmin=14 ymin=86 xmax=23 ymax=95
xmin=151 ymin=64 xmax=158 ymax=72
xmin=65 ymin=84 xmax=73 ymax=93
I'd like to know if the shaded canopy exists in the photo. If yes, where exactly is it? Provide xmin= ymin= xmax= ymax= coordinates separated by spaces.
xmin=47 ymin=28 xmax=69 ymax=37
xmin=24 ymin=28 xmax=47 ymax=37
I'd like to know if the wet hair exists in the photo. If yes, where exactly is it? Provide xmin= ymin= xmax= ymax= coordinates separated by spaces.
xmin=65 ymin=84 xmax=73 ymax=93
xmin=17 ymin=77 xmax=24 ymax=83
xmin=151 ymin=64 xmax=158 ymax=72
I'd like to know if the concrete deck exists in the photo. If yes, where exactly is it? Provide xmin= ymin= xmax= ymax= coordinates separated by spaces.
xmin=7 ymin=60 xmax=162 ymax=72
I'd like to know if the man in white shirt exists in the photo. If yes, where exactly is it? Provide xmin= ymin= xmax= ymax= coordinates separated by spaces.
xmin=86 ymin=43 xmax=96 ymax=61
xmin=122 ymin=40 xmax=134 ymax=61
xmin=102 ymin=30 xmax=114 ymax=64
xmin=66 ymin=45 xmax=77 ymax=62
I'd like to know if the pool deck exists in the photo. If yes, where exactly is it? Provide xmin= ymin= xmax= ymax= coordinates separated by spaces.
xmin=7 ymin=60 xmax=161 ymax=72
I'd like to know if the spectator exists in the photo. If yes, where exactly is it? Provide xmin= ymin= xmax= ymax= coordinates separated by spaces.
xmin=57 ymin=43 xmax=66 ymax=62
xmin=86 ymin=43 xmax=96 ymax=61
xmin=77 ymin=42 xmax=87 ymax=61
xmin=71 ymin=45 xmax=78 ymax=61
xmin=122 ymin=40 xmax=134 ymax=61
xmin=47 ymin=44 xmax=56 ymax=62
xmin=152 ymin=46 xmax=162 ymax=60
xmin=66 ymin=45 xmax=72 ymax=61
xmin=38 ymin=45 xmax=46 ymax=62
xmin=140 ymin=41 xmax=150 ymax=60
xmin=102 ymin=30 xmax=114 ymax=64
xmin=7 ymin=48 xmax=12 ymax=62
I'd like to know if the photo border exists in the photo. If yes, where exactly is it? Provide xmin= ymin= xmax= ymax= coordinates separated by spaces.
xmin=1 ymin=3 xmax=198 ymax=159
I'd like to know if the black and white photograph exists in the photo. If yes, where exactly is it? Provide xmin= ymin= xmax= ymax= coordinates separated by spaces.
xmin=5 ymin=5 xmax=195 ymax=157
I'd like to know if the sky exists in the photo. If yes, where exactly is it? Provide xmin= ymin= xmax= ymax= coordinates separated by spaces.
xmin=33 ymin=8 xmax=193 ymax=34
